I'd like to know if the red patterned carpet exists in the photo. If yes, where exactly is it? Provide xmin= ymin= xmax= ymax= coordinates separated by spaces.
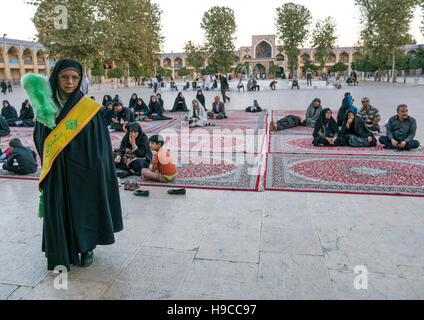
xmin=2 ymin=108 xmax=423 ymax=196
xmin=265 ymin=153 xmax=424 ymax=196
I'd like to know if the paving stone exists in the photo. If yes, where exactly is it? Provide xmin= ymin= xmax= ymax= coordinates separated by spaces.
xmin=398 ymin=265 xmax=424 ymax=299
xmin=0 ymin=239 xmax=48 ymax=287
xmin=329 ymin=270 xmax=418 ymax=300
xmin=67 ymin=248 xmax=133 ymax=283
xmin=259 ymin=252 xmax=334 ymax=300
xmin=0 ymin=284 xmax=18 ymax=299
xmin=182 ymin=259 xmax=259 ymax=299
xmin=7 ymin=274 xmax=107 ymax=300
xmin=261 ymin=226 xmax=323 ymax=256
xmin=103 ymin=247 xmax=195 ymax=299
xmin=196 ymin=217 xmax=261 ymax=263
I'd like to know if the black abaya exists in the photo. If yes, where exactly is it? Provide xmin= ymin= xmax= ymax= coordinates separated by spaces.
xmin=33 ymin=59 xmax=123 ymax=271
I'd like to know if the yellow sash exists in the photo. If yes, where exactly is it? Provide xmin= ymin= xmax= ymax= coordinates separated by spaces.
xmin=39 ymin=96 xmax=103 ymax=188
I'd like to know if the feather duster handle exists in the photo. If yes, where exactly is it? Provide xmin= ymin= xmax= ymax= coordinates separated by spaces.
xmin=21 ymin=73 xmax=57 ymax=129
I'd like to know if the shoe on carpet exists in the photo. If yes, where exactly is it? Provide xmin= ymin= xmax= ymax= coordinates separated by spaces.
xmin=167 ymin=188 xmax=186 ymax=195
xmin=116 ymin=170 xmax=129 ymax=179
xmin=80 ymin=250 xmax=94 ymax=267
xmin=133 ymin=189 xmax=150 ymax=197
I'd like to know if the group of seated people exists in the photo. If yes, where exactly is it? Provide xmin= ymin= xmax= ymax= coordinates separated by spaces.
xmin=0 ymin=100 xmax=36 ymax=135
xmin=271 ymin=92 xmax=420 ymax=151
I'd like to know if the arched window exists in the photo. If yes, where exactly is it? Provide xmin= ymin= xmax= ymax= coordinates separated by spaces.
xmin=255 ymin=41 xmax=272 ymax=59
xmin=300 ymin=53 xmax=310 ymax=62
xmin=327 ymin=53 xmax=336 ymax=63
xmin=174 ymin=57 xmax=183 ymax=66
xmin=23 ymin=48 xmax=33 ymax=65
xmin=7 ymin=47 xmax=19 ymax=64
xmin=276 ymin=54 xmax=285 ymax=61
xmin=163 ymin=58 xmax=171 ymax=67
xmin=339 ymin=52 xmax=349 ymax=62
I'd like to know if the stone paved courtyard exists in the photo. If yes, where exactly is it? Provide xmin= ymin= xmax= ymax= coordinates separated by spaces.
xmin=1 ymin=79 xmax=424 ymax=300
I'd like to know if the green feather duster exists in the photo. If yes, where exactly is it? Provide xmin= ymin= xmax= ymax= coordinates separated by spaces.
xmin=39 ymin=192 xmax=44 ymax=219
xmin=21 ymin=73 xmax=57 ymax=129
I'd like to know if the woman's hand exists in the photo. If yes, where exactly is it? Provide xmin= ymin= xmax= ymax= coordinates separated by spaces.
xmin=115 ymin=155 xmax=121 ymax=164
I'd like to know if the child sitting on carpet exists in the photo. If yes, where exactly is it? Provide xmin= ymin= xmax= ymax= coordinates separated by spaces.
xmin=141 ymin=134 xmax=177 ymax=183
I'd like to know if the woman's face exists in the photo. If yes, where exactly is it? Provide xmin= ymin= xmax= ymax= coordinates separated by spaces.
xmin=137 ymin=100 xmax=142 ymax=105
xmin=348 ymin=112 xmax=355 ymax=120
xmin=129 ymin=130 xmax=139 ymax=139
xmin=179 ymin=93 xmax=183 ymax=98
xmin=3 ymin=101 xmax=8 ymax=107
xmin=157 ymin=94 xmax=161 ymax=99
xmin=325 ymin=111 xmax=332 ymax=119
xmin=151 ymin=97 xmax=156 ymax=103
xmin=58 ymin=69 xmax=80 ymax=94
xmin=132 ymin=94 xmax=136 ymax=99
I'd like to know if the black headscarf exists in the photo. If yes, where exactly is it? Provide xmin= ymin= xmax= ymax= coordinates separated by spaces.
xmin=1 ymin=100 xmax=18 ymax=120
xmin=172 ymin=92 xmax=188 ymax=112
xmin=19 ymin=99 xmax=34 ymax=120
xmin=117 ymin=122 xmax=152 ymax=162
xmin=102 ymin=94 xmax=112 ymax=107
xmin=134 ymin=98 xmax=148 ymax=113
xmin=156 ymin=93 xmax=165 ymax=113
xmin=148 ymin=95 xmax=161 ymax=115
xmin=337 ymin=92 xmax=352 ymax=126
xmin=313 ymin=108 xmax=339 ymax=138
xmin=196 ymin=90 xmax=206 ymax=109
xmin=49 ymin=59 xmax=83 ymax=124
xmin=129 ymin=93 xmax=138 ymax=109
xmin=341 ymin=109 xmax=372 ymax=138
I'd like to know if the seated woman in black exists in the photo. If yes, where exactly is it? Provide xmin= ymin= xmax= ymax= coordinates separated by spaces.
xmin=134 ymin=98 xmax=149 ymax=121
xmin=1 ymin=138 xmax=37 ymax=175
xmin=171 ymin=92 xmax=188 ymax=112
xmin=102 ymin=94 xmax=113 ymax=107
xmin=128 ymin=93 xmax=138 ymax=111
xmin=196 ymin=89 xmax=207 ymax=111
xmin=1 ymin=100 xmax=19 ymax=126
xmin=340 ymin=109 xmax=376 ymax=147
xmin=156 ymin=93 xmax=165 ymax=113
xmin=114 ymin=122 xmax=152 ymax=177
xmin=148 ymin=95 xmax=172 ymax=121
xmin=102 ymin=102 xmax=115 ymax=126
xmin=312 ymin=108 xmax=345 ymax=147
xmin=15 ymin=100 xmax=35 ymax=127
xmin=0 ymin=115 xmax=10 ymax=137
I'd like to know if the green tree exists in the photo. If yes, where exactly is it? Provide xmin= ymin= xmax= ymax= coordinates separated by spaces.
xmin=91 ymin=58 xmax=105 ymax=87
xmin=98 ymin=0 xmax=163 ymax=83
xmin=311 ymin=17 xmax=338 ymax=72
xmin=355 ymin=0 xmax=420 ymax=83
xmin=275 ymin=2 xmax=312 ymax=78
xmin=235 ymin=63 xmax=249 ymax=75
xmin=201 ymin=6 xmax=237 ymax=73
xmin=184 ymin=41 xmax=206 ymax=73
xmin=201 ymin=65 xmax=218 ymax=75
xmin=302 ymin=60 xmax=319 ymax=73
xmin=178 ymin=67 xmax=190 ymax=77
xmin=108 ymin=67 xmax=124 ymax=79
xmin=31 ymin=0 xmax=100 ymax=74
xmin=330 ymin=62 xmax=348 ymax=73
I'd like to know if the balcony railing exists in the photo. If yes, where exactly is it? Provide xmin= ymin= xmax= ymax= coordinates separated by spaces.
xmin=24 ymin=60 xmax=33 ymax=65
xmin=8 ymin=59 xmax=19 ymax=64
xmin=37 ymin=61 xmax=45 ymax=65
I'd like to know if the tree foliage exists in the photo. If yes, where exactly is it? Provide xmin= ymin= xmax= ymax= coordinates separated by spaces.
xmin=91 ymin=58 xmax=105 ymax=77
xmin=184 ymin=41 xmax=206 ymax=73
xmin=178 ymin=67 xmax=190 ymax=77
xmin=311 ymin=17 xmax=338 ymax=72
xmin=330 ymin=62 xmax=348 ymax=73
xmin=354 ymin=0 xmax=420 ymax=82
xmin=302 ymin=60 xmax=319 ymax=73
xmin=275 ymin=2 xmax=312 ymax=78
xmin=201 ymin=6 xmax=237 ymax=73
xmin=108 ymin=68 xmax=124 ymax=79
xmin=30 ymin=0 xmax=163 ymax=79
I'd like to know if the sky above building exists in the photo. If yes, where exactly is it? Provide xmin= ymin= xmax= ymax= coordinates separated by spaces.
xmin=1 ymin=0 xmax=423 ymax=52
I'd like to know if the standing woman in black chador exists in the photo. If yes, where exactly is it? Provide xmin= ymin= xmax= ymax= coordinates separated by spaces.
xmin=196 ymin=89 xmax=207 ymax=111
xmin=171 ymin=92 xmax=188 ymax=112
xmin=33 ymin=59 xmax=123 ymax=271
